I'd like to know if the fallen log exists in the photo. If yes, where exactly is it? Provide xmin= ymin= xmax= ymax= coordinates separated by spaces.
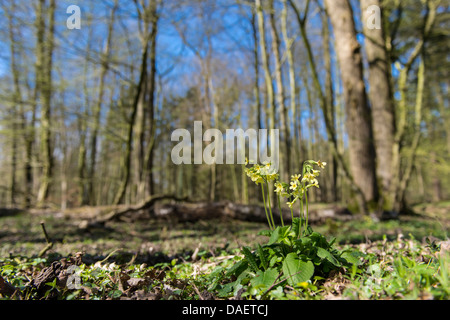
xmin=79 ymin=194 xmax=188 ymax=229
xmin=152 ymin=201 xmax=353 ymax=224
xmin=78 ymin=195 xmax=353 ymax=230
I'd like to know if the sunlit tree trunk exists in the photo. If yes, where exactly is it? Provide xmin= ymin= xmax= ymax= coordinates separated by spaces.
xmin=361 ymin=0 xmax=396 ymax=209
xmin=37 ymin=0 xmax=56 ymax=206
xmin=325 ymin=0 xmax=378 ymax=207
xmin=88 ymin=0 xmax=118 ymax=205
xmin=268 ymin=0 xmax=290 ymax=181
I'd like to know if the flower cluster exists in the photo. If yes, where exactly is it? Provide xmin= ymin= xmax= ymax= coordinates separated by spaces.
xmin=273 ymin=160 xmax=326 ymax=208
xmin=245 ymin=158 xmax=326 ymax=232
xmin=244 ymin=160 xmax=279 ymax=185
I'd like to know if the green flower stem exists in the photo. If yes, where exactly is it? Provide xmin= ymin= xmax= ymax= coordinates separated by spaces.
xmin=266 ymin=183 xmax=276 ymax=229
xmin=299 ymin=196 xmax=304 ymax=237
xmin=261 ymin=183 xmax=273 ymax=230
xmin=277 ymin=194 xmax=285 ymax=227
xmin=305 ymin=190 xmax=309 ymax=234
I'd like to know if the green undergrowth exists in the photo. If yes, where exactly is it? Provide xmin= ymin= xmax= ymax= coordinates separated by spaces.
xmin=0 ymin=200 xmax=449 ymax=300
xmin=1 ymin=234 xmax=448 ymax=300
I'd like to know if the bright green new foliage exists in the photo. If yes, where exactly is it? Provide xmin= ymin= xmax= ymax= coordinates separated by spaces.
xmin=219 ymin=160 xmax=359 ymax=298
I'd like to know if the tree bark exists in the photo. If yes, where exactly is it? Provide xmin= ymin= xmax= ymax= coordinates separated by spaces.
xmin=36 ymin=0 xmax=56 ymax=206
xmin=255 ymin=0 xmax=275 ymax=130
xmin=88 ymin=0 xmax=118 ymax=205
xmin=289 ymin=0 xmax=368 ymax=213
xmin=268 ymin=0 xmax=290 ymax=181
xmin=6 ymin=3 xmax=20 ymax=206
xmin=144 ymin=0 xmax=159 ymax=198
xmin=321 ymin=7 xmax=338 ymax=203
xmin=113 ymin=38 xmax=150 ymax=205
xmin=397 ymin=56 xmax=425 ymax=208
xmin=361 ymin=0 xmax=396 ymax=207
xmin=390 ymin=0 xmax=437 ymax=212
xmin=324 ymin=0 xmax=378 ymax=205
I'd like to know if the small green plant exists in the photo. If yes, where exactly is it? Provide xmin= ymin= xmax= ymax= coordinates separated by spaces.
xmin=217 ymin=160 xmax=359 ymax=299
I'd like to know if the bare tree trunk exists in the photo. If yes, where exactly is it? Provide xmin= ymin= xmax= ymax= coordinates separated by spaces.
xmin=361 ymin=0 xmax=396 ymax=209
xmin=6 ymin=3 xmax=20 ymax=206
xmin=324 ymin=0 xmax=378 ymax=207
xmin=397 ymin=56 xmax=425 ymax=208
xmin=268 ymin=0 xmax=290 ymax=181
xmin=113 ymin=39 xmax=150 ymax=205
xmin=255 ymin=0 xmax=275 ymax=131
xmin=77 ymin=11 xmax=95 ymax=206
xmin=289 ymin=0 xmax=368 ymax=213
xmin=88 ymin=0 xmax=118 ymax=205
xmin=144 ymin=0 xmax=159 ymax=198
xmin=37 ymin=0 xmax=56 ymax=206
xmin=321 ymin=7 xmax=338 ymax=203
xmin=251 ymin=8 xmax=262 ymax=131
xmin=390 ymin=0 xmax=437 ymax=211
xmin=281 ymin=0 xmax=297 ymax=172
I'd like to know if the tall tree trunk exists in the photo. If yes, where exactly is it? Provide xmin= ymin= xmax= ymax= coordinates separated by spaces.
xmin=144 ymin=0 xmax=159 ymax=198
xmin=88 ymin=0 xmax=118 ymax=205
xmin=397 ymin=56 xmax=425 ymax=208
xmin=390 ymin=0 xmax=437 ymax=212
xmin=268 ymin=0 xmax=290 ymax=181
xmin=361 ymin=0 xmax=396 ymax=209
xmin=251 ymin=8 xmax=262 ymax=131
xmin=255 ymin=0 xmax=275 ymax=131
xmin=289 ymin=0 xmax=368 ymax=213
xmin=321 ymin=7 xmax=338 ymax=203
xmin=324 ymin=0 xmax=378 ymax=207
xmin=113 ymin=39 xmax=149 ymax=205
xmin=6 ymin=3 xmax=21 ymax=206
xmin=281 ymin=0 xmax=297 ymax=172
xmin=77 ymin=11 xmax=94 ymax=206
xmin=37 ymin=0 xmax=56 ymax=206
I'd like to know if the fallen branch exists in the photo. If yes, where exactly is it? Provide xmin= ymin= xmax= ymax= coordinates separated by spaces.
xmin=38 ymin=221 xmax=53 ymax=257
xmin=80 ymin=194 xmax=188 ymax=229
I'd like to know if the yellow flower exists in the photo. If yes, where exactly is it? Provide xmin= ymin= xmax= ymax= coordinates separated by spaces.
xmin=290 ymin=181 xmax=298 ymax=191
xmin=301 ymin=172 xmax=315 ymax=183
xmin=274 ymin=182 xmax=284 ymax=194
xmin=311 ymin=169 xmax=320 ymax=177
xmin=317 ymin=160 xmax=327 ymax=169
xmin=251 ymin=175 xmax=264 ymax=185
xmin=291 ymin=174 xmax=301 ymax=181
xmin=287 ymin=197 xmax=298 ymax=208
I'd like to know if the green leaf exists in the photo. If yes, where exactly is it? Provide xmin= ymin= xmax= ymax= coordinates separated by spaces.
xmin=268 ymin=227 xmax=281 ymax=245
xmin=282 ymin=253 xmax=314 ymax=286
xmin=317 ymin=247 xmax=341 ymax=267
xmin=310 ymin=232 xmax=328 ymax=247
xmin=250 ymin=268 xmax=279 ymax=289
xmin=257 ymin=244 xmax=268 ymax=271
xmin=291 ymin=218 xmax=301 ymax=238
xmin=242 ymin=247 xmax=259 ymax=272
xmin=341 ymin=250 xmax=366 ymax=266
xmin=258 ymin=229 xmax=272 ymax=237
xmin=225 ymin=259 xmax=248 ymax=277
xmin=268 ymin=226 xmax=289 ymax=245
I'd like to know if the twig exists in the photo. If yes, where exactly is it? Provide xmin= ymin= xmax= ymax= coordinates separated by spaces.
xmin=261 ymin=269 xmax=306 ymax=299
xmin=192 ymin=281 xmax=204 ymax=300
xmin=98 ymin=248 xmax=122 ymax=264
xmin=40 ymin=221 xmax=51 ymax=244
xmin=38 ymin=221 xmax=53 ymax=257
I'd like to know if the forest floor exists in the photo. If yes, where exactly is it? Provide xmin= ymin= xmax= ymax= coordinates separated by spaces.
xmin=0 ymin=201 xmax=449 ymax=300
